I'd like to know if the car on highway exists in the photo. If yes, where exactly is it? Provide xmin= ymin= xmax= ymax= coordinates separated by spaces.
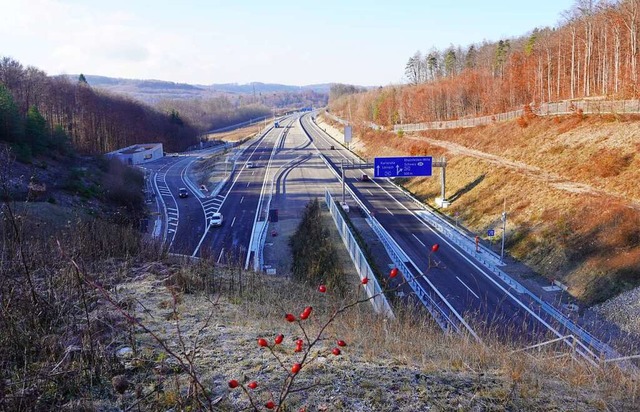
xmin=246 ymin=161 xmax=255 ymax=169
xmin=209 ymin=212 xmax=224 ymax=227
xmin=358 ymin=174 xmax=370 ymax=182
xmin=178 ymin=188 xmax=189 ymax=198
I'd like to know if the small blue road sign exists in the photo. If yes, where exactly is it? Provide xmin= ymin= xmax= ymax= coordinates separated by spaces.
xmin=373 ymin=156 xmax=432 ymax=178
xmin=487 ymin=229 xmax=495 ymax=237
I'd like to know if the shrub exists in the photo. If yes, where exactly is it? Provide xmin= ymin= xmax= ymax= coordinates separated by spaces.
xmin=289 ymin=199 xmax=346 ymax=294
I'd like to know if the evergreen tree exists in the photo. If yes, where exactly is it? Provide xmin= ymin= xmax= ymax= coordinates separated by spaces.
xmin=169 ymin=109 xmax=184 ymax=126
xmin=25 ymin=105 xmax=48 ymax=155
xmin=78 ymin=73 xmax=88 ymax=84
xmin=0 ymin=84 xmax=21 ymax=143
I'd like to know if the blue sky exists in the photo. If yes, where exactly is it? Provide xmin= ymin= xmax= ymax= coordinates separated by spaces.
xmin=0 ymin=0 xmax=575 ymax=86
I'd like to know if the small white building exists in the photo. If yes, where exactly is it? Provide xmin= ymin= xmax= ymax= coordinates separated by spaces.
xmin=106 ymin=143 xmax=164 ymax=165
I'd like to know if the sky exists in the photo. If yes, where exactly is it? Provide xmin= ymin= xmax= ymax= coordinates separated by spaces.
xmin=0 ymin=0 xmax=575 ymax=86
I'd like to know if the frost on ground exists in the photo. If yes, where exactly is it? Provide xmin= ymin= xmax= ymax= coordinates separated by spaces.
xmin=95 ymin=262 xmax=638 ymax=411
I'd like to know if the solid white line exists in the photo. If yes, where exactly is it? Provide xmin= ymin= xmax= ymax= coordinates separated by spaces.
xmin=456 ymin=276 xmax=480 ymax=299
xmin=367 ymin=189 xmax=373 ymax=195
xmin=231 ymin=216 xmax=236 ymax=227
xmin=384 ymin=206 xmax=393 ymax=215
xmin=412 ymin=233 xmax=426 ymax=247
xmin=217 ymin=248 xmax=224 ymax=263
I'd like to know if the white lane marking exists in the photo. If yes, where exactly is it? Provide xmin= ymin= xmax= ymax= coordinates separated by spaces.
xmin=252 ymin=171 xmax=255 ymax=175
xmin=412 ymin=234 xmax=426 ymax=247
xmin=384 ymin=206 xmax=393 ymax=215
xmin=240 ymin=196 xmax=244 ymax=204
xmin=217 ymin=248 xmax=224 ymax=263
xmin=231 ymin=216 xmax=236 ymax=227
xmin=456 ymin=276 xmax=480 ymax=299
xmin=367 ymin=189 xmax=373 ymax=195
xmin=246 ymin=182 xmax=250 ymax=187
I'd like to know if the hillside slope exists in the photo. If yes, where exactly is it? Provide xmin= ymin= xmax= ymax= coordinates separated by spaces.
xmin=321 ymin=112 xmax=640 ymax=306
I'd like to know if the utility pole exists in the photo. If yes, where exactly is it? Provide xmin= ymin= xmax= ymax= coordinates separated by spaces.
xmin=341 ymin=160 xmax=346 ymax=204
xmin=501 ymin=199 xmax=507 ymax=261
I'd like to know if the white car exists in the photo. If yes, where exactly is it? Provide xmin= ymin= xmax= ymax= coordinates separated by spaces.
xmin=209 ymin=212 xmax=223 ymax=227
xmin=246 ymin=161 xmax=255 ymax=169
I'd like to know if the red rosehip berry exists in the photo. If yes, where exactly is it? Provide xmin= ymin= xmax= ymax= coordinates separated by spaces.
xmin=265 ymin=401 xmax=276 ymax=409
xmin=248 ymin=381 xmax=258 ymax=389
xmin=332 ymin=347 xmax=341 ymax=356
xmin=291 ymin=363 xmax=301 ymax=374
xmin=258 ymin=338 xmax=268 ymax=347
xmin=361 ymin=277 xmax=369 ymax=285
xmin=431 ymin=243 xmax=440 ymax=252
xmin=296 ymin=339 xmax=304 ymax=346
xmin=228 ymin=379 xmax=239 ymax=388
xmin=390 ymin=268 xmax=399 ymax=278
xmin=337 ymin=340 xmax=346 ymax=347
xmin=295 ymin=345 xmax=303 ymax=352
xmin=275 ymin=334 xmax=284 ymax=344
xmin=285 ymin=313 xmax=296 ymax=322
xmin=300 ymin=306 xmax=312 ymax=319
xmin=318 ymin=284 xmax=327 ymax=293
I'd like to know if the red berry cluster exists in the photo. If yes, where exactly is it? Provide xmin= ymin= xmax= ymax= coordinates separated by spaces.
xmin=228 ymin=283 xmax=354 ymax=410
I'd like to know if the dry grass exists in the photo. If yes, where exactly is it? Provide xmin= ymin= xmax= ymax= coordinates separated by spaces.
xmin=91 ymin=261 xmax=640 ymax=411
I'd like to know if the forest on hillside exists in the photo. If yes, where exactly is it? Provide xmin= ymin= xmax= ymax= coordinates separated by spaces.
xmin=0 ymin=57 xmax=199 ymax=157
xmin=331 ymin=0 xmax=640 ymax=125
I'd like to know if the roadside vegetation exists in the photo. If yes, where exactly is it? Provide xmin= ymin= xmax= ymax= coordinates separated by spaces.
xmin=290 ymin=199 xmax=347 ymax=296
xmin=1 ymin=175 xmax=638 ymax=409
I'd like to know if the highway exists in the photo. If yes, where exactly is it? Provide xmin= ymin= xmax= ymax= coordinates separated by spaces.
xmin=143 ymin=112 xmax=609 ymax=358
xmin=298 ymin=114 xmax=572 ymax=344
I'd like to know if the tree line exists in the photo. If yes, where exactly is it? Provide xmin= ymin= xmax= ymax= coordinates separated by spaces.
xmin=332 ymin=0 xmax=640 ymax=126
xmin=157 ymin=89 xmax=328 ymax=132
xmin=0 ymin=57 xmax=199 ymax=159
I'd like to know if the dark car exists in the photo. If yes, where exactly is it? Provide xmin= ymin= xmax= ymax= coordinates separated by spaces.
xmin=358 ymin=174 xmax=370 ymax=182
xmin=178 ymin=188 xmax=189 ymax=198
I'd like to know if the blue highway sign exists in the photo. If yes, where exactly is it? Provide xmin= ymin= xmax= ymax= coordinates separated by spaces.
xmin=374 ymin=156 xmax=433 ymax=178
xmin=487 ymin=229 xmax=495 ymax=237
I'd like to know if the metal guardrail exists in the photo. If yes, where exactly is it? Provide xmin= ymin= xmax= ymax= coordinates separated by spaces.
xmin=325 ymin=191 xmax=394 ymax=318
xmin=385 ymin=178 xmax=619 ymax=360
xmin=365 ymin=215 xmax=462 ymax=333
xmin=318 ymin=154 xmax=472 ymax=336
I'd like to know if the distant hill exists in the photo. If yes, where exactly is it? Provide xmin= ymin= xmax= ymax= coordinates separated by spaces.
xmin=71 ymin=75 xmax=332 ymax=104
xmin=205 ymin=82 xmax=331 ymax=94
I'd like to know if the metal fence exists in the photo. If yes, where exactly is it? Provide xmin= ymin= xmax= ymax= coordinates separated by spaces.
xmin=205 ymin=115 xmax=270 ymax=134
xmin=324 ymin=111 xmax=349 ymax=125
xmin=325 ymin=190 xmax=394 ymax=318
xmin=394 ymin=99 xmax=640 ymax=132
